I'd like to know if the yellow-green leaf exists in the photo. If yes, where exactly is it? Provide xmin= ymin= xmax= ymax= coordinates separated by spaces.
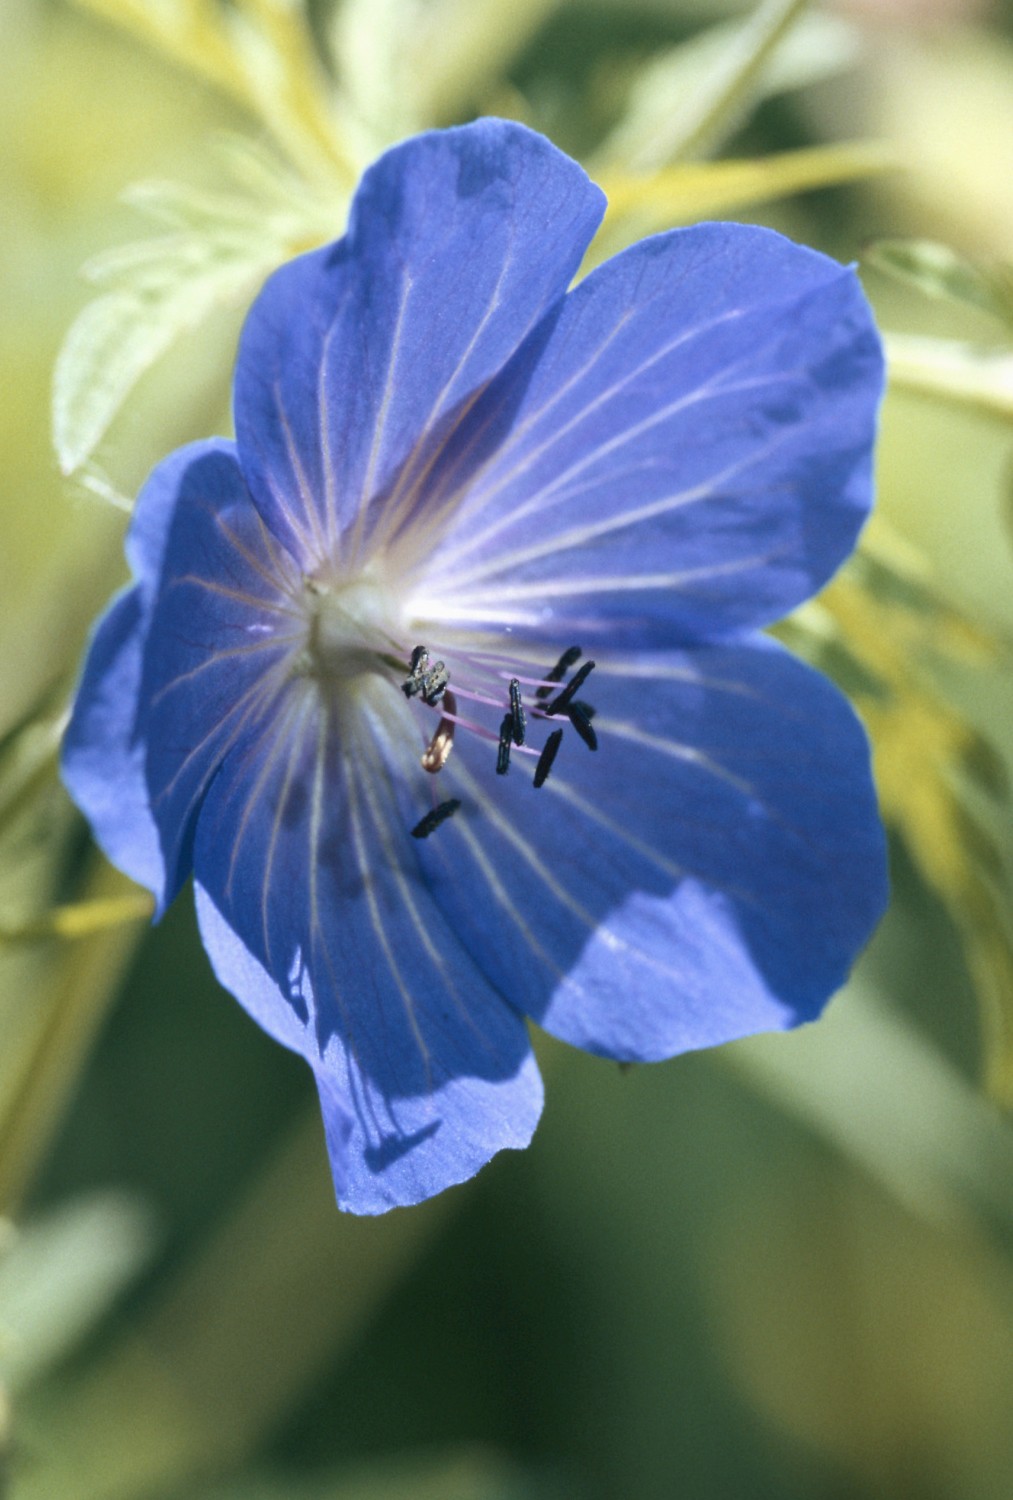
xmin=53 ymin=156 xmax=336 ymax=478
xmin=596 ymin=142 xmax=895 ymax=241
xmin=597 ymin=0 xmax=856 ymax=171
xmin=0 ymin=894 xmax=153 ymax=948
xmin=867 ymin=239 xmax=1013 ymax=331
xmin=0 ymin=1193 xmax=155 ymax=1393
xmin=885 ymin=334 xmax=1013 ymax=423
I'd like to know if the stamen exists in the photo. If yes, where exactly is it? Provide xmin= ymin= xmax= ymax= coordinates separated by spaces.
xmin=545 ymin=659 xmax=596 ymax=716
xmin=410 ymin=798 xmax=462 ymax=838
xmin=420 ymin=661 xmax=449 ymax=706
xmin=508 ymin=679 xmax=526 ymax=746
xmin=535 ymin=645 xmax=582 ymax=701
xmin=421 ymin=689 xmax=457 ymax=773
xmin=497 ymin=714 xmax=513 ymax=776
xmin=400 ymin=644 xmax=449 ymax=705
xmin=567 ymin=701 xmax=598 ymax=751
xmin=400 ymin=642 xmax=600 ymax=807
xmin=533 ymin=728 xmax=563 ymax=788
xmin=401 ymin=645 xmax=430 ymax=697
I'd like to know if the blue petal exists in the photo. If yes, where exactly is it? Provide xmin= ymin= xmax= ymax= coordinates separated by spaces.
xmin=232 ymin=119 xmax=605 ymax=566
xmin=410 ymin=634 xmax=887 ymax=1061
xmin=61 ymin=588 xmax=162 ymax=892
xmin=61 ymin=439 xmax=239 ymax=897
xmin=190 ymin=688 xmax=542 ymax=1213
xmin=137 ymin=445 xmax=304 ymax=912
xmin=399 ymin=224 xmax=884 ymax=643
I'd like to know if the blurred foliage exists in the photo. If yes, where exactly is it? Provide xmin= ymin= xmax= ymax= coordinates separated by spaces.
xmin=2 ymin=0 xmax=1013 ymax=1497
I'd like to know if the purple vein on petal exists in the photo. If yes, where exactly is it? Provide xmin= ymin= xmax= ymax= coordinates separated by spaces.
xmin=167 ymin=573 xmax=300 ymax=620
xmin=346 ymin=272 xmax=414 ymax=569
xmin=317 ymin=285 xmax=356 ymax=557
xmin=448 ymin=756 xmax=597 ymax=936
xmin=542 ymin=774 xmax=688 ymax=883
xmin=403 ymin=304 xmax=754 ymax=568
xmin=364 ymin=241 xmax=517 ymax=562
xmin=273 ymin=380 xmax=329 ymax=563
xmin=152 ymin=660 xmax=291 ymax=808
xmin=148 ymin=634 xmax=299 ymax=709
xmin=387 ymin=309 xmax=639 ymax=570
xmin=441 ymin=375 xmax=793 ymax=567
xmin=224 ymin=684 xmax=310 ymax=903
xmin=342 ymin=745 xmax=435 ymax=1095
xmin=307 ymin=699 xmax=329 ymax=958
xmin=353 ymin=709 xmax=493 ymax=1053
xmin=433 ymin=769 xmax=572 ymax=991
xmin=462 ymin=750 xmax=717 ymax=996
xmin=214 ymin=509 xmax=298 ymax=600
xmin=599 ymin=716 xmax=843 ymax=864
xmin=258 ymin=687 xmax=317 ymax=971
xmin=249 ymin=498 xmax=302 ymax=591
xmin=431 ymin=428 xmax=795 ymax=594
xmin=597 ymin=719 xmax=758 ymax=798
xmin=302 ymin=707 xmax=377 ymax=1112
xmin=439 ymin=548 xmax=789 ymax=611
xmin=448 ymin=756 xmax=739 ymax=993
xmin=422 ymin=354 xmax=795 ymax=582
xmin=303 ymin=711 xmax=377 ymax=1110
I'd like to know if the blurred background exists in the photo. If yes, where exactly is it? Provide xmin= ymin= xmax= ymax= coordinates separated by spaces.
xmin=3 ymin=1 xmax=1013 ymax=1497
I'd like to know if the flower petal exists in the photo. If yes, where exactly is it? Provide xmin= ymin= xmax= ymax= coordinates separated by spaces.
xmin=137 ymin=446 xmax=303 ymax=912
xmin=232 ymin=119 xmax=605 ymax=566
xmin=401 ymin=224 xmax=884 ymax=643
xmin=61 ymin=438 xmax=238 ymax=897
xmin=61 ymin=588 xmax=161 ymax=892
xmin=191 ymin=690 xmax=543 ymax=1214
xmin=411 ymin=634 xmax=887 ymax=1061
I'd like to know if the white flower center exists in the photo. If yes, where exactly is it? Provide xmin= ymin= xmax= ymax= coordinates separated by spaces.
xmin=300 ymin=573 xmax=400 ymax=683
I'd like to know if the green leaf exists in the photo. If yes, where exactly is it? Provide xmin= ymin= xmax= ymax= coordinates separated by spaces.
xmin=792 ymin=539 xmax=1013 ymax=1108
xmin=885 ymin=334 xmax=1013 ymax=422
xmin=0 ymin=699 xmax=66 ymax=850
xmin=333 ymin=0 xmax=562 ymax=138
xmin=53 ymin=239 xmax=261 ymax=477
xmin=728 ymin=983 xmax=1013 ymax=1236
xmin=70 ymin=0 xmax=358 ymax=186
xmin=0 ymin=894 xmax=154 ymax=948
xmin=866 ymin=238 xmax=1013 ymax=331
xmin=0 ymin=859 xmax=149 ymax=1214
xmin=0 ymin=1193 xmax=156 ymax=1392
xmin=597 ymin=2 xmax=859 ymax=171
xmin=593 ymin=142 xmax=894 ymax=253
xmin=52 ymin=151 xmax=340 ymax=479
xmin=15 ymin=1115 xmax=456 ymax=1500
xmin=181 ymin=1447 xmax=570 ymax=1500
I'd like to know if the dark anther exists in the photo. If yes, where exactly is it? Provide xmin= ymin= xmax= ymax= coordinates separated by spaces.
xmin=401 ymin=645 xmax=430 ymax=698
xmin=535 ymin=645 xmax=582 ymax=701
xmin=545 ymin=659 xmax=596 ymax=716
xmin=496 ymin=714 xmax=513 ymax=775
xmin=421 ymin=662 xmax=449 ymax=706
xmin=410 ymin=798 xmax=462 ymax=838
xmin=567 ymin=701 xmax=598 ymax=751
xmin=571 ymin=699 xmax=596 ymax=721
xmin=533 ymin=728 xmax=564 ymax=788
xmin=508 ymin=679 xmax=526 ymax=745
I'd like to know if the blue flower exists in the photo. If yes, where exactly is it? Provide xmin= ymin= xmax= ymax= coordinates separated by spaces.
xmin=62 ymin=119 xmax=887 ymax=1214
